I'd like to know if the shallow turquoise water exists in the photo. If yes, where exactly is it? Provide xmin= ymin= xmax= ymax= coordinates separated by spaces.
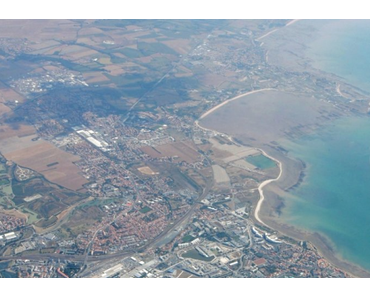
xmin=246 ymin=154 xmax=276 ymax=169
xmin=281 ymin=116 xmax=370 ymax=270
xmin=280 ymin=20 xmax=370 ymax=271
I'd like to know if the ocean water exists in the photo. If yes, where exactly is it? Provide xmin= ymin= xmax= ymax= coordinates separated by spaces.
xmin=281 ymin=117 xmax=370 ymax=270
xmin=307 ymin=20 xmax=370 ymax=92
xmin=280 ymin=20 xmax=370 ymax=271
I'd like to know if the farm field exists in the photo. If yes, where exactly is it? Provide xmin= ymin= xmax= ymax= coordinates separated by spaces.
xmin=0 ymin=125 xmax=87 ymax=191
xmin=141 ymin=141 xmax=200 ymax=164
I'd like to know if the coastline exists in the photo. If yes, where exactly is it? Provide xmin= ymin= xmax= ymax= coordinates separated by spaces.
xmin=199 ymin=88 xmax=273 ymax=120
xmin=195 ymin=90 xmax=292 ymax=231
xmin=254 ymin=148 xmax=283 ymax=226
xmin=195 ymin=90 xmax=370 ymax=278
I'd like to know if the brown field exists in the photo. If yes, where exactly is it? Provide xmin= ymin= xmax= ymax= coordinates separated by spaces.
xmin=28 ymin=40 xmax=61 ymax=51
xmin=42 ymin=65 xmax=63 ymax=72
xmin=174 ymin=65 xmax=193 ymax=77
xmin=174 ymin=269 xmax=196 ymax=278
xmin=30 ymin=46 xmax=60 ymax=56
xmin=0 ymin=20 xmax=78 ymax=42
xmin=30 ymin=67 xmax=45 ymax=74
xmin=120 ymin=61 xmax=144 ymax=69
xmin=0 ymin=103 xmax=11 ymax=117
xmin=0 ymin=125 xmax=87 ymax=191
xmin=76 ymin=37 xmax=97 ymax=47
xmin=162 ymin=39 xmax=192 ymax=55
xmin=78 ymin=27 xmax=106 ymax=36
xmin=212 ymin=165 xmax=230 ymax=185
xmin=174 ymin=72 xmax=193 ymax=78
xmin=155 ymin=141 xmax=200 ymax=163
xmin=104 ymin=65 xmax=126 ymax=76
xmin=224 ymin=70 xmax=240 ymax=77
xmin=125 ymin=25 xmax=142 ymax=31
xmin=0 ymin=124 xmax=35 ymax=140
xmin=121 ymin=31 xmax=152 ymax=41
xmin=138 ymin=166 xmax=158 ymax=175
xmin=113 ymin=53 xmax=127 ymax=59
xmin=171 ymin=100 xmax=201 ymax=109
xmin=106 ymin=31 xmax=129 ymax=43
xmin=140 ymin=38 xmax=158 ymax=43
xmin=209 ymin=146 xmax=234 ymax=159
xmin=137 ymin=56 xmax=153 ymax=64
xmin=55 ymin=45 xmax=97 ymax=60
xmin=58 ymin=44 xmax=90 ymax=54
xmin=98 ymin=56 xmax=112 ymax=65
xmin=28 ymin=40 xmax=61 ymax=55
xmin=69 ymin=49 xmax=98 ymax=60
xmin=82 ymin=72 xmax=110 ymax=84
xmin=202 ymin=73 xmax=227 ymax=88
xmin=140 ymin=146 xmax=162 ymax=158
xmin=0 ymin=88 xmax=25 ymax=103
xmin=0 ymin=208 xmax=28 ymax=220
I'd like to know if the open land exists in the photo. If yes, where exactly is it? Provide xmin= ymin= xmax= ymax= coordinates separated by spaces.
xmin=0 ymin=126 xmax=87 ymax=191
xmin=137 ymin=166 xmax=158 ymax=175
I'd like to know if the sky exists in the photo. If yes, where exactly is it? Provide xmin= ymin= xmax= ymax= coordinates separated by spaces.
xmin=2 ymin=0 xmax=368 ymax=19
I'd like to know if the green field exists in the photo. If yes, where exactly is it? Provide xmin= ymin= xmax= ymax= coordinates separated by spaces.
xmin=0 ymin=163 xmax=7 ymax=175
xmin=139 ymin=206 xmax=152 ymax=214
xmin=0 ymin=178 xmax=9 ymax=186
xmin=246 ymin=154 xmax=276 ymax=169
xmin=21 ymin=208 xmax=39 ymax=224
xmin=0 ymin=181 xmax=14 ymax=209
xmin=181 ymin=234 xmax=195 ymax=243
xmin=1 ymin=184 xmax=13 ymax=195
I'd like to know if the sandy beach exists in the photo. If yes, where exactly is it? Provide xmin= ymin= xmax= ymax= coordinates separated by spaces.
xmin=256 ymin=19 xmax=300 ymax=41
xmin=254 ymin=149 xmax=283 ymax=226
xmin=199 ymin=88 xmax=273 ymax=120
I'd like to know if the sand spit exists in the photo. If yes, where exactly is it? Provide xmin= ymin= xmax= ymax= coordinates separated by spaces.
xmin=254 ymin=149 xmax=283 ymax=226
xmin=256 ymin=19 xmax=300 ymax=41
xmin=199 ymin=88 xmax=273 ymax=120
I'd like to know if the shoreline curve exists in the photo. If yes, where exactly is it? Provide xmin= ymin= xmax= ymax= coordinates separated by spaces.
xmin=195 ymin=88 xmax=281 ymax=229
xmin=194 ymin=88 xmax=370 ymax=277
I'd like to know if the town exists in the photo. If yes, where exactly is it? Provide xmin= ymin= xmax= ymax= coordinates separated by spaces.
xmin=0 ymin=19 xmax=368 ymax=278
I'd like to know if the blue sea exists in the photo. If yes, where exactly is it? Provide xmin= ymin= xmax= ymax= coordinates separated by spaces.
xmin=307 ymin=20 xmax=370 ymax=92
xmin=280 ymin=20 xmax=370 ymax=271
